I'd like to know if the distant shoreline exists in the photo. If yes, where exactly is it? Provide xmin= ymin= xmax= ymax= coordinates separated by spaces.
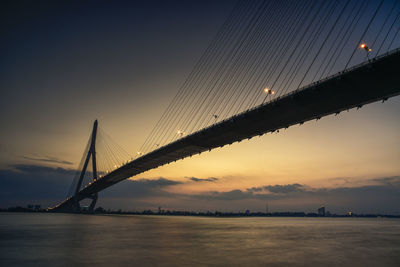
xmin=1 ymin=207 xmax=399 ymax=218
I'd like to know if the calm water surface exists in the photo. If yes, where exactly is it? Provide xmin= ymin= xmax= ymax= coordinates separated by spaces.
xmin=0 ymin=213 xmax=399 ymax=266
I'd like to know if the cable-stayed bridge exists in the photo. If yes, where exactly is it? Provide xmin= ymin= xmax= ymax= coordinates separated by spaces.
xmin=50 ymin=0 xmax=400 ymax=212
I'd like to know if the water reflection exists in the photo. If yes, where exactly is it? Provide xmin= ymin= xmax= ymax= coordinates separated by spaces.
xmin=0 ymin=213 xmax=399 ymax=266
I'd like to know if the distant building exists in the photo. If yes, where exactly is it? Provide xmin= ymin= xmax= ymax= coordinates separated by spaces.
xmin=318 ymin=207 xmax=325 ymax=216
xmin=347 ymin=211 xmax=353 ymax=216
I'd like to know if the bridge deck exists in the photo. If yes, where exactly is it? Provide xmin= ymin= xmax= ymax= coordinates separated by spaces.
xmin=52 ymin=48 xmax=400 ymax=211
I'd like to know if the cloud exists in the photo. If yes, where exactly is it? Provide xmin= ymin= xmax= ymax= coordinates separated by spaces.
xmin=247 ymin=184 xmax=305 ymax=194
xmin=372 ymin=176 xmax=400 ymax=186
xmin=263 ymin=183 xmax=304 ymax=193
xmin=187 ymin=176 xmax=219 ymax=182
xmin=186 ymin=178 xmax=400 ymax=214
xmin=1 ymin=164 xmax=399 ymax=214
xmin=99 ymin=176 xmax=400 ymax=213
xmin=245 ymin=183 xmax=305 ymax=195
xmin=190 ymin=183 xmax=305 ymax=201
xmin=0 ymin=164 xmax=183 ymax=207
xmin=12 ymin=164 xmax=76 ymax=176
xmin=0 ymin=164 xmax=76 ymax=207
xmin=20 ymin=155 xmax=73 ymax=165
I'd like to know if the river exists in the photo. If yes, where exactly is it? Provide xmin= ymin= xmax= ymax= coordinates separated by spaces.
xmin=1 ymin=213 xmax=399 ymax=266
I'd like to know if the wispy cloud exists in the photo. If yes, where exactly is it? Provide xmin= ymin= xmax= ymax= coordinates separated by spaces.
xmin=21 ymin=155 xmax=73 ymax=165
xmin=12 ymin=164 xmax=76 ymax=175
xmin=187 ymin=176 xmax=219 ymax=182
xmin=258 ymin=183 xmax=304 ymax=194
xmin=372 ymin=176 xmax=400 ymax=186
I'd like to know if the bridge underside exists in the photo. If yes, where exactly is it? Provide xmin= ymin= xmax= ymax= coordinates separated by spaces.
xmin=51 ymin=49 xmax=400 ymax=212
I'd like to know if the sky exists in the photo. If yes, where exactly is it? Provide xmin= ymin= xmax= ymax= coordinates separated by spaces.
xmin=1 ymin=0 xmax=399 ymax=214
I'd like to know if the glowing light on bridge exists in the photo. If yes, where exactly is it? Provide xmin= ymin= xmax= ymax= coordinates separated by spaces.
xmin=264 ymin=88 xmax=275 ymax=95
xmin=360 ymin=43 xmax=372 ymax=52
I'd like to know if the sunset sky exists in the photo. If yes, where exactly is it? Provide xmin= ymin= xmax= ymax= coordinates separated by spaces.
xmin=1 ymin=0 xmax=399 ymax=214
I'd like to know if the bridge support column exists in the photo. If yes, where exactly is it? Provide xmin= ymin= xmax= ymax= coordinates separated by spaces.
xmin=57 ymin=120 xmax=99 ymax=213
xmin=88 ymin=193 xmax=98 ymax=212
xmin=72 ymin=197 xmax=81 ymax=212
